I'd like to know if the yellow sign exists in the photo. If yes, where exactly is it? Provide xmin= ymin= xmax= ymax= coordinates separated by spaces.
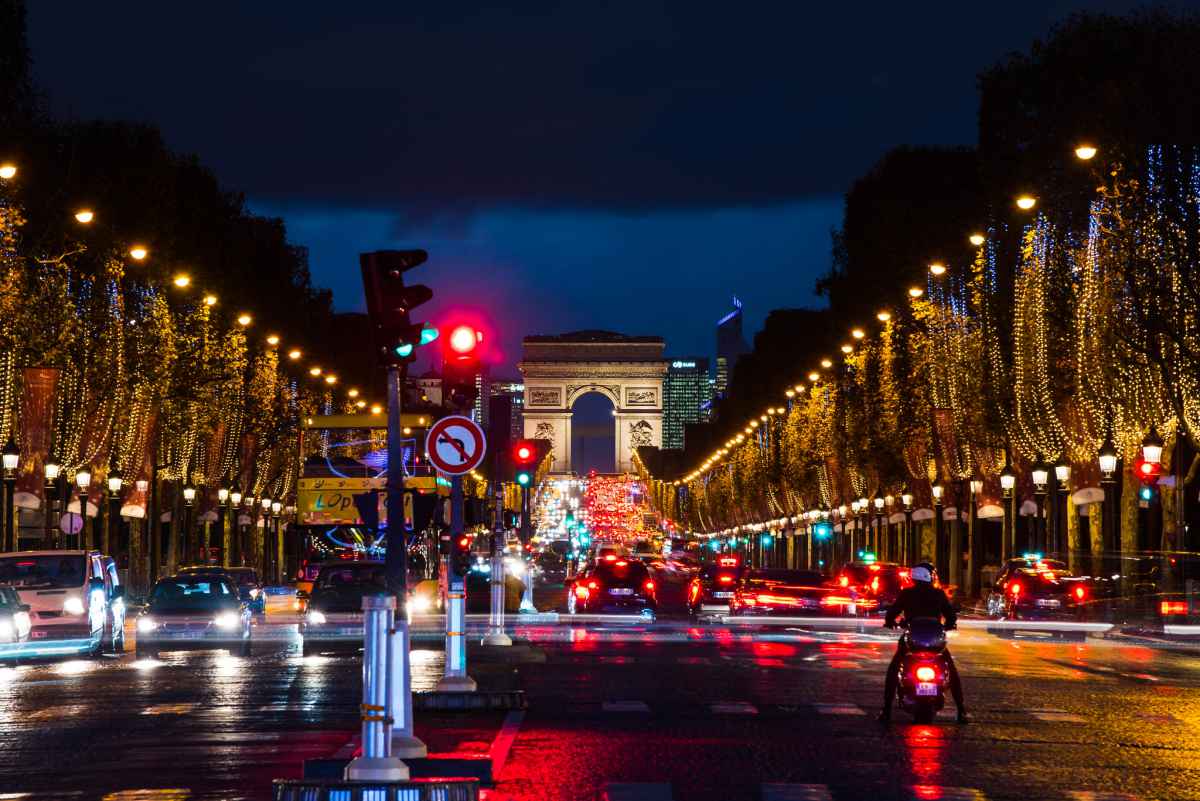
xmin=297 ymin=476 xmax=449 ymax=525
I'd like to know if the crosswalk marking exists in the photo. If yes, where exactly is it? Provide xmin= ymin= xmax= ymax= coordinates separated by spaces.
xmin=813 ymin=703 xmax=866 ymax=716
xmin=762 ymin=783 xmax=834 ymax=800
xmin=601 ymin=782 xmax=673 ymax=801
xmin=909 ymin=787 xmax=986 ymax=801
xmin=141 ymin=703 xmax=199 ymax=716
xmin=710 ymin=701 xmax=757 ymax=715
xmin=1031 ymin=710 xmax=1087 ymax=723
xmin=602 ymin=700 xmax=650 ymax=713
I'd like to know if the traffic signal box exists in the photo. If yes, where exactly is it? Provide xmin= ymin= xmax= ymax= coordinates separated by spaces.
xmin=508 ymin=439 xmax=551 ymax=487
xmin=443 ymin=324 xmax=482 ymax=410
xmin=1134 ymin=455 xmax=1163 ymax=505
xmin=360 ymin=250 xmax=438 ymax=366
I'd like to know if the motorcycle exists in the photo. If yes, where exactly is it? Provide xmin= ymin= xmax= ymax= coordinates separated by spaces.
xmin=894 ymin=617 xmax=951 ymax=724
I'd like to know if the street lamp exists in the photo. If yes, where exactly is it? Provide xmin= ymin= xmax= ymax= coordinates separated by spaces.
xmin=1000 ymin=459 xmax=1016 ymax=562
xmin=1141 ymin=425 xmax=1164 ymax=466
xmin=44 ymin=454 xmax=61 ymax=549
xmin=932 ymin=482 xmax=944 ymax=578
xmin=1052 ymin=456 xmax=1071 ymax=558
xmin=1098 ymin=431 xmax=1119 ymax=575
xmin=1098 ymin=433 xmax=1118 ymax=479
xmin=1031 ymin=454 xmax=1049 ymax=555
xmin=901 ymin=490 xmax=914 ymax=565
xmin=75 ymin=468 xmax=92 ymax=549
xmin=2 ymin=437 xmax=18 ymax=551
xmin=103 ymin=468 xmax=122 ymax=557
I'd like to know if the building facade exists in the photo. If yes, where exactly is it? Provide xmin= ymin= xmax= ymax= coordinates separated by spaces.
xmin=714 ymin=296 xmax=750 ymax=398
xmin=490 ymin=378 xmax=526 ymax=441
xmin=662 ymin=357 xmax=710 ymax=450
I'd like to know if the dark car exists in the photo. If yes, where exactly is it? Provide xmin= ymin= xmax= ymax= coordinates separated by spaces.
xmin=0 ymin=586 xmax=32 ymax=652
xmin=135 ymin=574 xmax=252 ymax=658
xmin=179 ymin=565 xmax=265 ymax=614
xmin=298 ymin=561 xmax=387 ymax=656
xmin=566 ymin=558 xmax=656 ymax=617
xmin=687 ymin=556 xmax=745 ymax=614
xmin=985 ymin=556 xmax=1069 ymax=616
xmin=987 ymin=562 xmax=1092 ymax=621
xmin=729 ymin=569 xmax=857 ymax=616
xmin=837 ymin=561 xmax=910 ymax=614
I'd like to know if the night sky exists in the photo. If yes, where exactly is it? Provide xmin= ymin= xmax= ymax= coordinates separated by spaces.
xmin=27 ymin=1 xmax=1157 ymax=374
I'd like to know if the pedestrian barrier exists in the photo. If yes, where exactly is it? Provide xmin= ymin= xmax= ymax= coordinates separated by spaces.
xmin=273 ymin=777 xmax=478 ymax=801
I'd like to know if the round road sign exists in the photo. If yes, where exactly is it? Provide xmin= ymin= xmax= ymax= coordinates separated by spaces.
xmin=426 ymin=415 xmax=487 ymax=475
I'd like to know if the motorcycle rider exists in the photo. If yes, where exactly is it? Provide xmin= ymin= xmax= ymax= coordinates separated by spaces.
xmin=878 ymin=562 xmax=967 ymax=723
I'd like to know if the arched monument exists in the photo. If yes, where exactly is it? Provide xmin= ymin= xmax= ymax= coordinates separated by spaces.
xmin=518 ymin=331 xmax=667 ymax=474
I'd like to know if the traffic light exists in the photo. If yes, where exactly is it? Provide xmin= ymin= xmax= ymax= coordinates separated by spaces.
xmin=450 ymin=533 xmax=472 ymax=578
xmin=1134 ymin=455 xmax=1163 ymax=484
xmin=360 ymin=250 xmax=438 ymax=366
xmin=512 ymin=439 xmax=537 ymax=487
xmin=813 ymin=521 xmax=833 ymax=539
xmin=442 ymin=324 xmax=482 ymax=409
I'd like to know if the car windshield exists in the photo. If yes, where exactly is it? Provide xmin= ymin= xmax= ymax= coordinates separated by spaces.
xmin=0 ymin=555 xmax=87 ymax=589
xmin=0 ymin=587 xmax=21 ymax=608
xmin=150 ymin=577 xmax=236 ymax=610
xmin=317 ymin=564 xmax=388 ymax=591
xmin=593 ymin=560 xmax=650 ymax=584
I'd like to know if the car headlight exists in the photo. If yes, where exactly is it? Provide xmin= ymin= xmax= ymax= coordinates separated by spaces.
xmin=137 ymin=616 xmax=157 ymax=633
xmin=0 ymin=619 xmax=14 ymax=641
xmin=411 ymin=595 xmax=431 ymax=613
xmin=305 ymin=610 xmax=326 ymax=625
xmin=63 ymin=596 xmax=86 ymax=616
xmin=213 ymin=612 xmax=240 ymax=630
xmin=249 ymin=588 xmax=260 ymax=599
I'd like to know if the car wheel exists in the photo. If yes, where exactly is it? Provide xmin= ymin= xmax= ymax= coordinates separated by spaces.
xmin=112 ymin=628 xmax=126 ymax=655
xmin=239 ymin=639 xmax=252 ymax=658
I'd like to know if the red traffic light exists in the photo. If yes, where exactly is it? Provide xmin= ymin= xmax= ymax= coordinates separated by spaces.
xmin=448 ymin=325 xmax=481 ymax=357
xmin=513 ymin=440 xmax=536 ymax=465
xmin=1134 ymin=455 xmax=1162 ymax=484
xmin=457 ymin=535 xmax=471 ymax=550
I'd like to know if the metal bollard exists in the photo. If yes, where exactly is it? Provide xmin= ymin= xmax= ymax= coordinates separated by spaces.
xmin=437 ymin=583 xmax=477 ymax=691
xmin=344 ymin=594 xmax=408 ymax=781
xmin=388 ymin=597 xmax=427 ymax=758
xmin=482 ymin=550 xmax=512 ymax=646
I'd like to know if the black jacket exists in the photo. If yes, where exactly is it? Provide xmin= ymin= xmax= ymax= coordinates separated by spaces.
xmin=884 ymin=582 xmax=957 ymax=629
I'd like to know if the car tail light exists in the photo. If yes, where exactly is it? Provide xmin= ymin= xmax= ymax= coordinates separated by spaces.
xmin=839 ymin=575 xmax=849 ymax=588
xmin=644 ymin=580 xmax=656 ymax=593
xmin=742 ymin=596 xmax=757 ymax=606
xmin=574 ymin=585 xmax=590 ymax=599
xmin=821 ymin=595 xmax=853 ymax=607
xmin=587 ymin=580 xmax=599 ymax=590
xmin=1162 ymin=600 xmax=1188 ymax=615
xmin=1010 ymin=581 xmax=1022 ymax=597
xmin=688 ymin=581 xmax=700 ymax=603
xmin=718 ymin=556 xmax=740 ymax=567
xmin=1073 ymin=586 xmax=1087 ymax=601
xmin=915 ymin=665 xmax=938 ymax=682
xmin=717 ymin=574 xmax=735 ymax=585
xmin=604 ymin=554 xmax=617 ymax=562
xmin=615 ymin=559 xmax=628 ymax=567
xmin=870 ymin=577 xmax=880 ymax=593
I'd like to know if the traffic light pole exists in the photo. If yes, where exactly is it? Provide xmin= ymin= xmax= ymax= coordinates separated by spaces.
xmin=437 ymin=474 xmax=476 ymax=691
xmin=519 ymin=484 xmax=537 ymax=613
xmin=483 ymin=476 xmax=512 ymax=646
xmin=384 ymin=366 xmax=427 ymax=759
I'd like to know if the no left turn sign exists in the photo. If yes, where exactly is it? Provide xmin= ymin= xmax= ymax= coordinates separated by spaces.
xmin=426 ymin=415 xmax=487 ymax=475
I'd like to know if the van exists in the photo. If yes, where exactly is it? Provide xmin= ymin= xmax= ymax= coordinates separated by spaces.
xmin=0 ymin=550 xmax=126 ymax=655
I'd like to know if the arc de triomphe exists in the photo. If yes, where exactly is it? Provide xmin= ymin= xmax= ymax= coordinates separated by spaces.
xmin=518 ymin=331 xmax=667 ymax=474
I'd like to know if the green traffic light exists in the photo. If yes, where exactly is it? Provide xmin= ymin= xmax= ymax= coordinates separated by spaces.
xmin=419 ymin=325 xmax=439 ymax=345
xmin=516 ymin=471 xmax=532 ymax=487
xmin=394 ymin=342 xmax=415 ymax=358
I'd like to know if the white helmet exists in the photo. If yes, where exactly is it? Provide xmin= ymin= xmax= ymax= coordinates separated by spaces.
xmin=911 ymin=565 xmax=933 ymax=584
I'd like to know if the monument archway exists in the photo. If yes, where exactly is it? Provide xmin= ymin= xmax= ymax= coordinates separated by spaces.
xmin=518 ymin=331 xmax=667 ymax=474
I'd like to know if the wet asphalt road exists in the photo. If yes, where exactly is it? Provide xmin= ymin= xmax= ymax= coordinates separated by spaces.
xmin=3 ymin=583 xmax=1200 ymax=800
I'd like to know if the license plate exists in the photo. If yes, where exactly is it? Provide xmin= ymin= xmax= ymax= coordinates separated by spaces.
xmin=608 ymin=588 xmax=634 ymax=596
xmin=713 ymin=592 xmax=733 ymax=598
xmin=1036 ymin=599 xmax=1061 ymax=608
xmin=798 ymin=599 xmax=818 ymax=608
xmin=916 ymin=682 xmax=938 ymax=697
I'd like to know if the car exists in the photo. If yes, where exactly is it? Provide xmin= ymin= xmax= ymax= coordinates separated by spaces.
xmin=298 ymin=561 xmax=389 ymax=656
xmin=837 ymin=561 xmax=911 ymax=614
xmin=0 ymin=550 xmax=125 ymax=655
xmin=566 ymin=557 xmax=656 ymax=617
xmin=135 ymin=573 xmax=252 ymax=658
xmin=986 ymin=561 xmax=1092 ymax=621
xmin=728 ymin=569 xmax=860 ymax=616
xmin=0 ymin=586 xmax=32 ymax=654
xmin=179 ymin=565 xmax=265 ymax=614
xmin=687 ymin=555 xmax=746 ymax=614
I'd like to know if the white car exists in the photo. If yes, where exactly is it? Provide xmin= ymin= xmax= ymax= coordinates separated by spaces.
xmin=0 ymin=550 xmax=126 ymax=655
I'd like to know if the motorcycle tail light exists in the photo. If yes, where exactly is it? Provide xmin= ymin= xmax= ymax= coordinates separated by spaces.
xmin=1162 ymin=600 xmax=1187 ymax=615
xmin=1073 ymin=586 xmax=1086 ymax=601
xmin=1010 ymin=581 xmax=1022 ymax=597
xmin=574 ymin=585 xmax=590 ymax=599
xmin=915 ymin=665 xmax=938 ymax=682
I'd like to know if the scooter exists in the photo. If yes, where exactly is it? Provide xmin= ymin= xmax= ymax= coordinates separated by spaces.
xmin=895 ymin=617 xmax=951 ymax=724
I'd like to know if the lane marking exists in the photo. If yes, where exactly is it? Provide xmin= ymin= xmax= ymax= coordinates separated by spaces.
xmin=602 ymin=700 xmax=650 ymax=713
xmin=762 ymin=783 xmax=834 ymax=800
xmin=710 ymin=701 xmax=757 ymax=715
xmin=909 ymin=788 xmax=986 ymax=801
xmin=814 ymin=703 xmax=866 ymax=716
xmin=141 ymin=703 xmax=199 ymax=716
xmin=602 ymin=783 xmax=674 ymax=801
xmin=1068 ymin=793 xmax=1144 ymax=801
xmin=489 ymin=709 xmax=524 ymax=780
xmin=1031 ymin=710 xmax=1086 ymax=723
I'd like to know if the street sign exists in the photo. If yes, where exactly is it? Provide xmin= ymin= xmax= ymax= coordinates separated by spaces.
xmin=426 ymin=415 xmax=487 ymax=475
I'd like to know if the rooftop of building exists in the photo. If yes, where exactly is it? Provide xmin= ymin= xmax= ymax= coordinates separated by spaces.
xmin=523 ymin=330 xmax=664 ymax=344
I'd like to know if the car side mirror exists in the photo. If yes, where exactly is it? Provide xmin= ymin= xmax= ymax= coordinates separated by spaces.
xmin=295 ymin=590 xmax=309 ymax=600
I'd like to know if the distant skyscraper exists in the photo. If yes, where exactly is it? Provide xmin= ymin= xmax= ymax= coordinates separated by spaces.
xmin=471 ymin=367 xmax=491 ymax=425
xmin=715 ymin=296 xmax=750 ymax=398
xmin=416 ymin=369 xmax=442 ymax=406
xmin=663 ymin=357 xmax=710 ymax=450
xmin=489 ymin=378 xmax=526 ymax=441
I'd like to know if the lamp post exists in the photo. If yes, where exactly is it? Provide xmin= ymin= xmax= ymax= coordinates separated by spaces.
xmin=1000 ymin=459 xmax=1016 ymax=562
xmin=135 ymin=478 xmax=149 ymax=592
xmin=261 ymin=497 xmax=273 ymax=580
xmin=182 ymin=484 xmax=196 ymax=566
xmin=44 ymin=455 xmax=62 ymax=550
xmin=968 ymin=478 xmax=983 ymax=598
xmin=271 ymin=500 xmax=283 ymax=583
xmin=1098 ymin=431 xmax=1119 ymax=577
xmin=1141 ymin=425 xmax=1165 ymax=555
xmin=1054 ymin=457 xmax=1071 ymax=559
xmin=1031 ymin=454 xmax=1049 ymax=556
xmin=2 ymin=437 xmax=18 ymax=552
xmin=901 ymin=490 xmax=914 ymax=565
xmin=217 ymin=485 xmax=230 ymax=567
xmin=230 ymin=485 xmax=243 ymax=566
xmin=931 ymin=482 xmax=944 ymax=577
xmin=75 ymin=468 xmax=92 ymax=550
xmin=873 ymin=496 xmax=885 ymax=560
xmin=104 ymin=468 xmax=123 ymax=559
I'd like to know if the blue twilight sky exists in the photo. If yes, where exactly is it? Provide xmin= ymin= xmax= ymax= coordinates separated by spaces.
xmin=26 ymin=1 xmax=1167 ymax=372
